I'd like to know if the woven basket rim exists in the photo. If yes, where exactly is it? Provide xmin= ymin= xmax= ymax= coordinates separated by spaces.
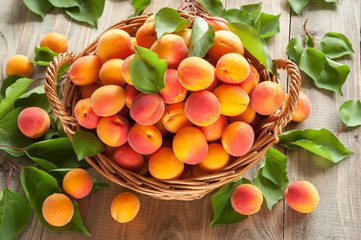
xmin=45 ymin=11 xmax=301 ymax=200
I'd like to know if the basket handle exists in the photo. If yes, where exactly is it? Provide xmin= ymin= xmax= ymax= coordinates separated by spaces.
xmin=45 ymin=51 xmax=80 ymax=136
xmin=268 ymin=59 xmax=301 ymax=138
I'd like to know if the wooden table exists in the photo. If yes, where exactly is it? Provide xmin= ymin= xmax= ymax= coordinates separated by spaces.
xmin=1 ymin=0 xmax=360 ymax=239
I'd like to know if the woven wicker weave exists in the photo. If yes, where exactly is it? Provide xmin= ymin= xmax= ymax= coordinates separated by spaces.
xmin=45 ymin=11 xmax=301 ymax=201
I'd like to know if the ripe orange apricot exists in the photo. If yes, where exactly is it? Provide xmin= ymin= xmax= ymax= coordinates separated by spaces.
xmin=40 ymin=32 xmax=69 ymax=54
xmin=97 ymin=29 xmax=132 ymax=62
xmin=6 ymin=55 xmax=33 ymax=77
xmin=285 ymin=180 xmax=319 ymax=213
xmin=42 ymin=193 xmax=74 ymax=227
xmin=149 ymin=148 xmax=184 ymax=180
xmin=17 ymin=107 xmax=50 ymax=139
xmin=111 ymin=192 xmax=140 ymax=223
xmin=231 ymin=184 xmax=263 ymax=215
xmin=69 ymin=55 xmax=101 ymax=86
xmin=99 ymin=59 xmax=126 ymax=86
xmin=63 ymin=168 xmax=93 ymax=199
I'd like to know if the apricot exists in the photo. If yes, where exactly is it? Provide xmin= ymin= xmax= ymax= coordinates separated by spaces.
xmin=99 ymin=59 xmax=126 ymax=86
xmin=136 ymin=22 xmax=157 ymax=49
xmin=162 ymin=102 xmax=192 ymax=133
xmin=63 ymin=168 xmax=93 ymax=199
xmin=222 ymin=121 xmax=254 ymax=157
xmin=208 ymin=30 xmax=245 ymax=62
xmin=90 ymin=85 xmax=125 ymax=117
xmin=250 ymin=81 xmax=285 ymax=115
xmin=199 ymin=143 xmax=229 ymax=172
xmin=151 ymin=34 xmax=189 ymax=68
xmin=216 ymin=53 xmax=250 ymax=84
xmin=238 ymin=64 xmax=260 ymax=94
xmin=6 ymin=55 xmax=33 ymax=77
xmin=205 ymin=17 xmax=230 ymax=31
xmin=130 ymin=37 xmax=137 ymax=54
xmin=228 ymin=105 xmax=256 ymax=124
xmin=199 ymin=115 xmax=227 ymax=142
xmin=285 ymin=180 xmax=319 ymax=213
xmin=213 ymin=85 xmax=250 ymax=116
xmin=111 ymin=192 xmax=140 ymax=223
xmin=125 ymin=85 xmax=141 ymax=108
xmin=18 ymin=107 xmax=50 ymax=138
xmin=231 ymin=184 xmax=263 ymax=215
xmin=74 ymin=98 xmax=101 ymax=129
xmin=113 ymin=144 xmax=144 ymax=173
xmin=178 ymin=57 xmax=215 ymax=91
xmin=185 ymin=91 xmax=221 ymax=126
xmin=160 ymin=69 xmax=187 ymax=104
xmin=175 ymin=29 xmax=192 ymax=48
xmin=130 ymin=93 xmax=165 ymax=125
xmin=97 ymin=115 xmax=130 ymax=147
xmin=128 ymin=123 xmax=162 ymax=155
xmin=40 ymin=33 xmax=68 ymax=54
xmin=121 ymin=54 xmax=135 ymax=85
xmin=173 ymin=126 xmax=208 ymax=165
xmin=69 ymin=55 xmax=101 ymax=86
xmin=149 ymin=148 xmax=184 ymax=179
xmin=97 ymin=29 xmax=132 ymax=62
xmin=42 ymin=193 xmax=74 ymax=227
xmin=80 ymin=82 xmax=102 ymax=99
xmin=285 ymin=91 xmax=311 ymax=122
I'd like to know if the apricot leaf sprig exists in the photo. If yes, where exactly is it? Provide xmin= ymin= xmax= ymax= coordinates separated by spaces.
xmin=287 ymin=21 xmax=354 ymax=96
xmin=278 ymin=129 xmax=354 ymax=163
xmin=211 ymin=148 xmax=288 ymax=225
xmin=188 ymin=16 xmax=215 ymax=58
xmin=130 ymin=0 xmax=152 ymax=18
xmin=155 ymin=8 xmax=192 ymax=40
xmin=288 ymin=0 xmax=340 ymax=15
xmin=0 ymin=188 xmax=31 ymax=240
xmin=22 ymin=0 xmax=105 ymax=28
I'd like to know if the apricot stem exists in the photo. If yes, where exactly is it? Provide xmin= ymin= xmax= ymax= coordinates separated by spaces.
xmin=303 ymin=19 xmax=320 ymax=50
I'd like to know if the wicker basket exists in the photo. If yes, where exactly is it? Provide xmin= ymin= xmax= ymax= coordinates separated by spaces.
xmin=45 ymin=11 xmax=301 ymax=201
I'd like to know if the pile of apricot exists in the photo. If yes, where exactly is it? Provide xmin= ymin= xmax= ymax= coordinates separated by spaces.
xmin=69 ymin=15 xmax=311 ymax=180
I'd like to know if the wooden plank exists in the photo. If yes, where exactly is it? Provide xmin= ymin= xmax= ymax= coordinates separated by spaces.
xmin=285 ymin=0 xmax=361 ymax=239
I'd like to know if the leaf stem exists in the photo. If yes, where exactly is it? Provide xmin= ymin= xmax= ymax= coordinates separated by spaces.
xmin=336 ymin=125 xmax=348 ymax=137
xmin=0 ymin=145 xmax=25 ymax=151
xmin=303 ymin=19 xmax=320 ymax=50
xmin=33 ymin=71 xmax=68 ymax=82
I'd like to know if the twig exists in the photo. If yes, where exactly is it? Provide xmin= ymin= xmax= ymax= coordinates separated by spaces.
xmin=336 ymin=125 xmax=347 ymax=137
xmin=303 ymin=19 xmax=320 ymax=50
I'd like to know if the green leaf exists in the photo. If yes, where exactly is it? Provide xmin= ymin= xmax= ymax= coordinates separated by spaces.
xmin=154 ymin=8 xmax=191 ymax=40
xmin=0 ymin=108 xmax=36 ymax=156
xmin=20 ymin=167 xmax=90 ymax=236
xmin=129 ymin=0 xmax=151 ymax=17
xmin=255 ymin=13 xmax=280 ymax=39
xmin=253 ymin=148 xmax=289 ymax=210
xmin=319 ymin=32 xmax=354 ymax=59
xmin=130 ymin=46 xmax=167 ymax=94
xmin=305 ymin=34 xmax=314 ymax=48
xmin=299 ymin=48 xmax=326 ymax=82
xmin=228 ymin=22 xmax=278 ymax=77
xmin=0 ymin=188 xmax=30 ymax=240
xmin=30 ymin=46 xmax=58 ymax=66
xmin=221 ymin=9 xmax=256 ymax=27
xmin=288 ymin=0 xmax=309 ymax=15
xmin=0 ymin=78 xmax=34 ymax=119
xmin=287 ymin=35 xmax=303 ymax=64
xmin=339 ymin=100 xmax=361 ymax=127
xmin=65 ymin=0 xmax=105 ymax=28
xmin=197 ymin=0 xmax=226 ymax=16
xmin=23 ymin=0 xmax=52 ymax=19
xmin=0 ymin=76 xmax=24 ymax=101
xmin=240 ymin=3 xmax=262 ymax=21
xmin=317 ymin=57 xmax=350 ymax=96
xmin=279 ymin=128 xmax=354 ymax=163
xmin=72 ymin=130 xmax=106 ymax=160
xmin=188 ymin=16 xmax=215 ymax=58
xmin=25 ymin=138 xmax=88 ymax=170
xmin=211 ymin=178 xmax=250 ymax=226
xmin=57 ymin=63 xmax=71 ymax=81
xmin=48 ymin=0 xmax=79 ymax=8
xmin=15 ymin=85 xmax=51 ymax=112
xmin=324 ymin=0 xmax=339 ymax=3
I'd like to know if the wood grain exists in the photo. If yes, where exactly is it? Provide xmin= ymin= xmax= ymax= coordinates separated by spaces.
xmin=0 ymin=0 xmax=359 ymax=239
